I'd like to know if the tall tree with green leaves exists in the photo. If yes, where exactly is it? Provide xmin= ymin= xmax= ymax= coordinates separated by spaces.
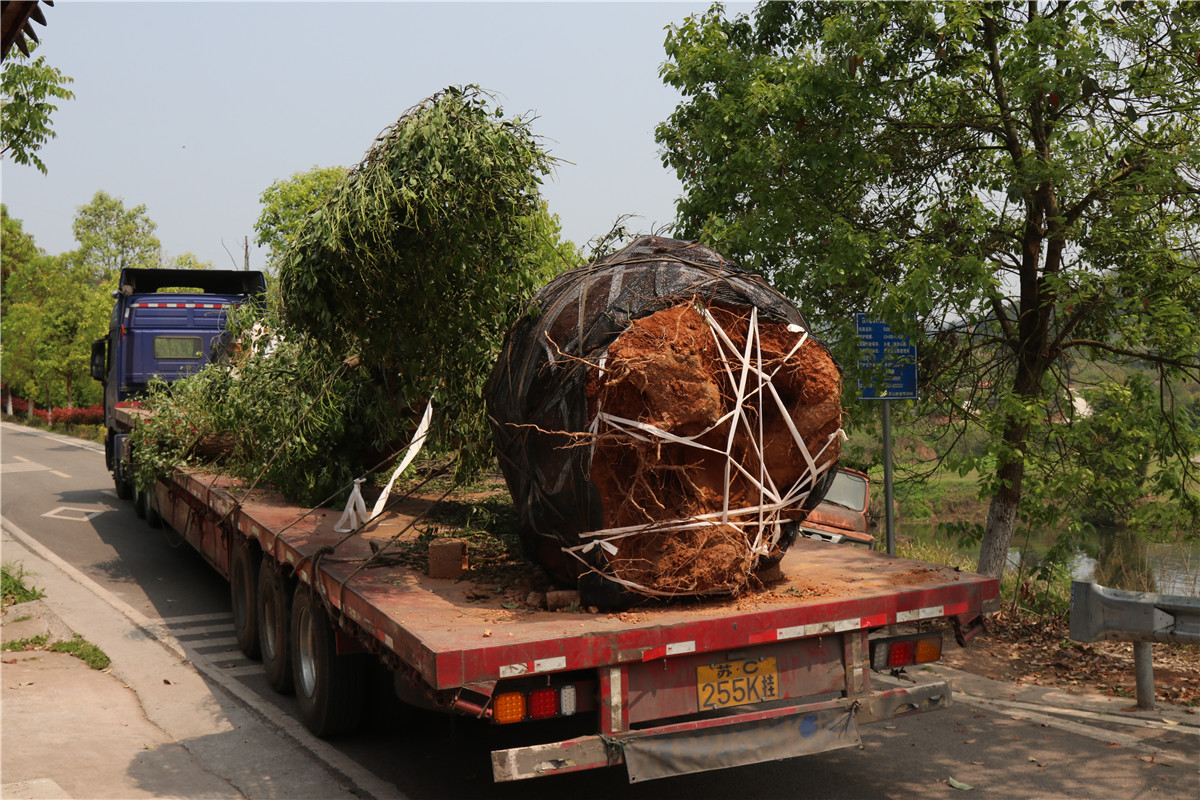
xmin=72 ymin=190 xmax=162 ymax=283
xmin=254 ymin=165 xmax=347 ymax=271
xmin=0 ymin=43 xmax=73 ymax=174
xmin=657 ymin=1 xmax=1200 ymax=577
xmin=1 ymin=206 xmax=47 ymax=409
xmin=1 ymin=247 xmax=107 ymax=410
xmin=1 ymin=204 xmax=40 ymax=301
xmin=279 ymin=86 xmax=569 ymax=478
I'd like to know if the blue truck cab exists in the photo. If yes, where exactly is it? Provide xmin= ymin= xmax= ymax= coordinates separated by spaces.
xmin=91 ymin=267 xmax=266 ymax=499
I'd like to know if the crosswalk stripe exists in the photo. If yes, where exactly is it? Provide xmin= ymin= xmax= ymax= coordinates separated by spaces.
xmin=161 ymin=613 xmax=233 ymax=626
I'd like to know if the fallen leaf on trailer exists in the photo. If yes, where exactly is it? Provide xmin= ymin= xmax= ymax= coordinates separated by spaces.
xmin=948 ymin=777 xmax=974 ymax=790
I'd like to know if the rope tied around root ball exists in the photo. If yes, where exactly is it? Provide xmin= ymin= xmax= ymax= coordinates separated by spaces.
xmin=566 ymin=301 xmax=844 ymax=598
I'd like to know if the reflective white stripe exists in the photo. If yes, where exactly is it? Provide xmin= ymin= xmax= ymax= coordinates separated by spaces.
xmin=499 ymin=656 xmax=567 ymax=678
xmin=897 ymin=605 xmax=944 ymax=622
xmin=666 ymin=641 xmax=696 ymax=656
xmin=776 ymin=617 xmax=863 ymax=640
xmin=608 ymin=666 xmax=623 ymax=732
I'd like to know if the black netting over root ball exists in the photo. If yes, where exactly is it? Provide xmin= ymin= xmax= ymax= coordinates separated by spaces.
xmin=485 ymin=237 xmax=843 ymax=609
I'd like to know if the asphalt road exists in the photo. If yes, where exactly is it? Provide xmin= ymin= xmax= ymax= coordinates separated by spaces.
xmin=2 ymin=420 xmax=1196 ymax=799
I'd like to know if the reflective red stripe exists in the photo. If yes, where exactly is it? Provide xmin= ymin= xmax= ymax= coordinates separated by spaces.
xmin=131 ymin=302 xmax=230 ymax=308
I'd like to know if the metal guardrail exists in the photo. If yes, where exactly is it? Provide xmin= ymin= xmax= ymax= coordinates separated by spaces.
xmin=1069 ymin=581 xmax=1200 ymax=710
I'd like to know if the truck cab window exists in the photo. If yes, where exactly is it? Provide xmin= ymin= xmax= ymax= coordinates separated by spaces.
xmin=154 ymin=336 xmax=203 ymax=360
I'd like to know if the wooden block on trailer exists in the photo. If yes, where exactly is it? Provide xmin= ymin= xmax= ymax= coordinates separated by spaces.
xmin=428 ymin=539 xmax=467 ymax=579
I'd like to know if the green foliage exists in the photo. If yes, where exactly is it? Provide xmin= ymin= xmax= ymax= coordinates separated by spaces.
xmin=1 ymin=630 xmax=112 ymax=670
xmin=279 ymin=86 xmax=570 ymax=478
xmin=164 ymin=252 xmax=213 ymax=270
xmin=0 ymin=220 xmax=109 ymax=410
xmin=2 ymin=633 xmax=49 ymax=650
xmin=1 ymin=204 xmax=40 ymax=292
xmin=72 ymin=190 xmax=162 ymax=283
xmin=658 ymin=1 xmax=1200 ymax=576
xmin=48 ymin=634 xmax=111 ymax=671
xmin=254 ymin=165 xmax=347 ymax=270
xmin=0 ymin=43 xmax=74 ymax=174
xmin=1 ymin=563 xmax=44 ymax=607
xmin=128 ymin=305 xmax=411 ymax=506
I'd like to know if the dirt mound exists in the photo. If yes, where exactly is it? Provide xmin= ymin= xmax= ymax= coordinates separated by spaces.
xmin=486 ymin=236 xmax=842 ymax=608
xmin=587 ymin=303 xmax=842 ymax=595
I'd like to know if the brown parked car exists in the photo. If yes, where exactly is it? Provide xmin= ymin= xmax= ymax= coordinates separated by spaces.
xmin=799 ymin=468 xmax=874 ymax=548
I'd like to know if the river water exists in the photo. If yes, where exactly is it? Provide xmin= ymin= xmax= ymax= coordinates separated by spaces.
xmin=904 ymin=522 xmax=1200 ymax=597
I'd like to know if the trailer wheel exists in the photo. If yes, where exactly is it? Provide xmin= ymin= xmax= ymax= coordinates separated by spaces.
xmin=145 ymin=492 xmax=163 ymax=529
xmin=291 ymin=585 xmax=366 ymax=737
xmin=230 ymin=544 xmax=261 ymax=660
xmin=258 ymin=561 xmax=293 ymax=693
xmin=132 ymin=483 xmax=147 ymax=519
xmin=115 ymin=475 xmax=133 ymax=501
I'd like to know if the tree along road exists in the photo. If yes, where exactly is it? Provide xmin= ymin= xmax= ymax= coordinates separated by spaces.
xmin=2 ymin=420 xmax=1195 ymax=799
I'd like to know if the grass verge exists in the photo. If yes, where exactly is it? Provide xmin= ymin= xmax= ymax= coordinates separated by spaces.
xmin=2 ymin=563 xmax=112 ymax=670
xmin=2 ymin=563 xmax=45 ymax=607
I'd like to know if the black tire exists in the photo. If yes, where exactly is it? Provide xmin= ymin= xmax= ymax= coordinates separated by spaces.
xmin=230 ymin=543 xmax=261 ymax=660
xmin=115 ymin=475 xmax=133 ymax=501
xmin=132 ymin=483 xmax=148 ymax=519
xmin=145 ymin=491 xmax=163 ymax=529
xmin=290 ymin=585 xmax=366 ymax=737
xmin=258 ymin=560 xmax=293 ymax=693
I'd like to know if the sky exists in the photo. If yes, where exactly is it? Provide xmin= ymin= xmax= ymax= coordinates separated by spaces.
xmin=3 ymin=0 xmax=752 ymax=270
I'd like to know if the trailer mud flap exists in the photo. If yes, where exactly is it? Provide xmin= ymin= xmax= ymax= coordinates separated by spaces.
xmin=623 ymin=706 xmax=860 ymax=783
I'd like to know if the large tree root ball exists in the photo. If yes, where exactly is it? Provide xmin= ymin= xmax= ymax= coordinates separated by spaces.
xmin=486 ymin=237 xmax=842 ymax=608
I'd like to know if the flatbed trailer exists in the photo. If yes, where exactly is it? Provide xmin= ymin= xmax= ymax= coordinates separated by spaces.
xmin=121 ymin=401 xmax=998 ymax=783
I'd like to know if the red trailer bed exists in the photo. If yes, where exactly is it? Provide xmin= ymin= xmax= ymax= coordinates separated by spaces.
xmin=150 ymin=463 xmax=999 ymax=781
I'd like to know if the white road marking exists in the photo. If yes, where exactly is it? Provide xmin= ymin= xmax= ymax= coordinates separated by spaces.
xmin=41 ymin=506 xmax=105 ymax=522
xmin=2 ymin=461 xmax=50 ymax=474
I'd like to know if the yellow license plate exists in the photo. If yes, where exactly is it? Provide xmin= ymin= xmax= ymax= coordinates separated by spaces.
xmin=696 ymin=656 xmax=779 ymax=711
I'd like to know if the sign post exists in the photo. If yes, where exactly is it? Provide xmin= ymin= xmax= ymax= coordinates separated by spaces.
xmin=855 ymin=314 xmax=918 ymax=556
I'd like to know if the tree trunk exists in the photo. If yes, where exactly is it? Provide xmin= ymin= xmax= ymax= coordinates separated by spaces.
xmin=979 ymin=454 xmax=1023 ymax=578
xmin=978 ymin=403 xmax=1033 ymax=578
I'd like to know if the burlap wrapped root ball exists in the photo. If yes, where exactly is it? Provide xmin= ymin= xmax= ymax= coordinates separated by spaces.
xmin=486 ymin=237 xmax=842 ymax=608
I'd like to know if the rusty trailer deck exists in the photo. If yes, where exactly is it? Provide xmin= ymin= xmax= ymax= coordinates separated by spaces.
xmin=154 ymin=466 xmax=999 ymax=693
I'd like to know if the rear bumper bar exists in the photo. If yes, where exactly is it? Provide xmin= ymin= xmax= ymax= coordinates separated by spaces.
xmin=491 ymin=679 xmax=951 ymax=782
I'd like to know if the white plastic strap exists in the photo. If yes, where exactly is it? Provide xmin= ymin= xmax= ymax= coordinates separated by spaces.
xmin=334 ymin=478 xmax=368 ymax=533
xmin=370 ymin=399 xmax=434 ymax=521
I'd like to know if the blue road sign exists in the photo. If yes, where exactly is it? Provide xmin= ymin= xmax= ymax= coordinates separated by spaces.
xmin=855 ymin=314 xmax=918 ymax=400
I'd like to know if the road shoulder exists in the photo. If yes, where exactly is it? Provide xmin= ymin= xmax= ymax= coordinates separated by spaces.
xmin=2 ymin=515 xmax=390 ymax=800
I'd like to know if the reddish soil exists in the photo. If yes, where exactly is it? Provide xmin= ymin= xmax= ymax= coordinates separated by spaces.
xmin=586 ymin=303 xmax=842 ymax=598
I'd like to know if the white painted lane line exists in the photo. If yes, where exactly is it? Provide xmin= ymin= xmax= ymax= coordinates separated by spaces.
xmin=1 ymin=461 xmax=50 ymax=474
xmin=50 ymin=470 xmax=71 ymax=478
